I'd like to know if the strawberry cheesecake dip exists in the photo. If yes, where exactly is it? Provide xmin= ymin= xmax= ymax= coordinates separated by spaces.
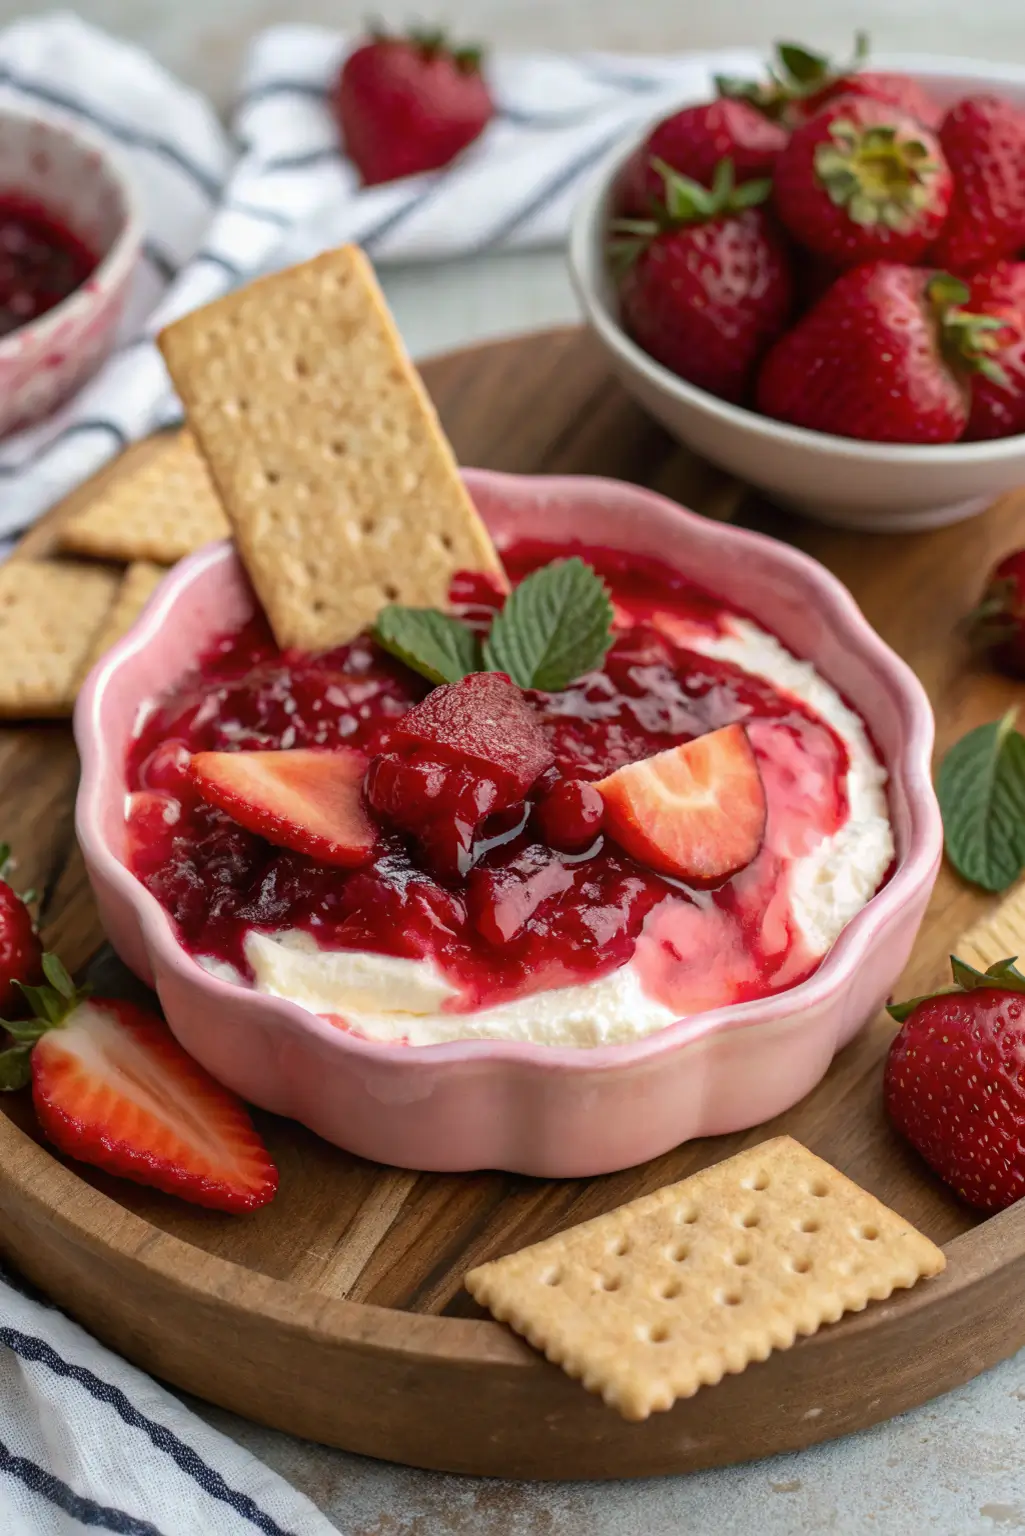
xmin=123 ymin=541 xmax=894 ymax=1050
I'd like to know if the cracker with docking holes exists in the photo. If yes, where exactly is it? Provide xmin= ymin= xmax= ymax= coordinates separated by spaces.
xmin=60 ymin=430 xmax=229 ymax=565
xmin=79 ymin=561 xmax=167 ymax=679
xmin=465 ymin=1136 xmax=945 ymax=1421
xmin=0 ymin=560 xmax=121 ymax=718
xmin=157 ymin=244 xmax=506 ymax=653
xmin=955 ymin=881 xmax=1025 ymax=973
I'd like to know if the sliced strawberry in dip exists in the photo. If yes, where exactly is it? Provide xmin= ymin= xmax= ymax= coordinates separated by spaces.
xmin=595 ymin=723 xmax=767 ymax=885
xmin=190 ymin=747 xmax=375 ymax=868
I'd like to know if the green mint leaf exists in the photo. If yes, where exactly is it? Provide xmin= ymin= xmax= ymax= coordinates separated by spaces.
xmin=937 ymin=709 xmax=1025 ymax=892
xmin=373 ymin=606 xmax=481 ymax=686
xmin=0 ymin=1042 xmax=33 ymax=1092
xmin=483 ymin=557 xmax=614 ymax=691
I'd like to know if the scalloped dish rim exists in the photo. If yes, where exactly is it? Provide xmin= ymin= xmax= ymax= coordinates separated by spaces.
xmin=74 ymin=468 xmax=942 ymax=1073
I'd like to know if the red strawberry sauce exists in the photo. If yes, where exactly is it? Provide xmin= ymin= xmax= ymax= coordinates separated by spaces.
xmin=0 ymin=196 xmax=97 ymax=338
xmin=125 ymin=542 xmax=857 ymax=1023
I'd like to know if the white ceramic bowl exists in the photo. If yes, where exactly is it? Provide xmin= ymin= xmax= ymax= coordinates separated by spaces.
xmin=0 ymin=99 xmax=142 ymax=437
xmin=568 ymin=55 xmax=1025 ymax=533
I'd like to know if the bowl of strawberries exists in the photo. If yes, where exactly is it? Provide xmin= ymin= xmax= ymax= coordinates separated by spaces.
xmin=568 ymin=39 xmax=1025 ymax=531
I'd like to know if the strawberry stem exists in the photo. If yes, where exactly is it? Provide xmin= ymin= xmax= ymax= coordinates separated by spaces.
xmin=888 ymin=953 xmax=1025 ymax=1023
xmin=717 ymin=32 xmax=871 ymax=119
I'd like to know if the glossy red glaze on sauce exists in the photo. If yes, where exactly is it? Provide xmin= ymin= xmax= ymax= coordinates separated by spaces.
xmin=125 ymin=542 xmax=857 ymax=1019
xmin=0 ymin=195 xmax=97 ymax=338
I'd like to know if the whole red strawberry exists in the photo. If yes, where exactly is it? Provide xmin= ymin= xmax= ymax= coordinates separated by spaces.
xmin=773 ymin=97 xmax=952 ymax=269
xmin=928 ymin=96 xmax=1025 ymax=273
xmin=333 ymin=26 xmax=493 ymax=187
xmin=959 ymin=270 xmax=1025 ymax=441
xmin=885 ymin=956 xmax=1025 ymax=1211
xmin=613 ymin=100 xmax=786 ymax=219
xmin=965 ymin=549 xmax=1025 ymax=675
xmin=717 ymin=36 xmax=940 ymax=130
xmin=614 ymin=160 xmax=793 ymax=403
xmin=756 ymin=263 xmax=1004 ymax=444
xmin=970 ymin=260 xmax=1025 ymax=310
xmin=0 ymin=844 xmax=41 ymax=1016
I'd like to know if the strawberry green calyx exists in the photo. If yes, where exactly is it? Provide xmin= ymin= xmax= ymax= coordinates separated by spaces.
xmin=926 ymin=273 xmax=1012 ymax=388
xmin=608 ymin=157 xmax=771 ymax=268
xmin=888 ymin=954 xmax=1025 ymax=1024
xmin=716 ymin=32 xmax=869 ymax=120
xmin=369 ymin=21 xmax=485 ymax=72
xmin=965 ymin=575 xmax=1022 ymax=652
xmin=0 ymin=952 xmax=88 ymax=1090
xmin=813 ymin=118 xmax=941 ymax=231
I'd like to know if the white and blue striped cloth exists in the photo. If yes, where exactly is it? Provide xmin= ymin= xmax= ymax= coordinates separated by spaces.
xmin=0 ymin=1262 xmax=338 ymax=1535
xmin=0 ymin=12 xmax=760 ymax=547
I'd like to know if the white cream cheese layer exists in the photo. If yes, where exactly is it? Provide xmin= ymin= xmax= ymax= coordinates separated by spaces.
xmin=201 ymin=614 xmax=894 ymax=1048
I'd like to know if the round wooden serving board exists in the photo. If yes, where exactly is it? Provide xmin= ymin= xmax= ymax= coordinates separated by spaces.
xmin=3 ymin=327 xmax=1025 ymax=1481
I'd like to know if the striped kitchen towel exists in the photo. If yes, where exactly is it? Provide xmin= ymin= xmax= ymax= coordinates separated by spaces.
xmin=0 ymin=1263 xmax=338 ymax=1536
xmin=0 ymin=12 xmax=761 ymax=546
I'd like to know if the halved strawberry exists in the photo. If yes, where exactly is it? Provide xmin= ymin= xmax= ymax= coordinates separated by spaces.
xmin=595 ymin=723 xmax=767 ymax=884
xmin=0 ymin=956 xmax=277 ymax=1212
xmin=190 ymin=747 xmax=375 ymax=867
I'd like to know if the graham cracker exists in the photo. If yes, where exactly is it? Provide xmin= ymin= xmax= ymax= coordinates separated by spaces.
xmin=157 ymin=243 xmax=506 ymax=653
xmin=0 ymin=560 xmax=121 ymax=718
xmin=60 ymin=429 xmax=229 ymax=565
xmin=79 ymin=560 xmax=167 ymax=679
xmin=954 ymin=882 xmax=1025 ymax=973
xmin=465 ymin=1136 xmax=944 ymax=1421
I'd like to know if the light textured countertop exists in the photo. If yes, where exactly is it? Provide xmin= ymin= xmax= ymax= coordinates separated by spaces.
xmin=6 ymin=2 xmax=1025 ymax=1532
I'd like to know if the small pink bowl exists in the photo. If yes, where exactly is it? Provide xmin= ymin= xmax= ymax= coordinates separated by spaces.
xmin=74 ymin=473 xmax=942 ymax=1176
xmin=0 ymin=100 xmax=142 ymax=438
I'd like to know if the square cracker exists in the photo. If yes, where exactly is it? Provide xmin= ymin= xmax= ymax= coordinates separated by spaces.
xmin=78 ymin=561 xmax=167 ymax=679
xmin=60 ymin=429 xmax=229 ymax=565
xmin=465 ymin=1136 xmax=945 ymax=1421
xmin=157 ymin=243 xmax=506 ymax=653
xmin=0 ymin=560 xmax=121 ymax=718
xmin=955 ymin=881 xmax=1025 ymax=973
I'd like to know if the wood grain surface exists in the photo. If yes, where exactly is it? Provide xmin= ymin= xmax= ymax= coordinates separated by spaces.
xmin=2 ymin=326 xmax=1025 ymax=1479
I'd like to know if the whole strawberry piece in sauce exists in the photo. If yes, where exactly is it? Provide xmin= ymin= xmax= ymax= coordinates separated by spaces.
xmin=613 ymin=100 xmax=787 ymax=219
xmin=0 ymin=844 xmax=41 ymax=1016
xmin=885 ymin=956 xmax=1025 ymax=1211
xmin=773 ymin=97 xmax=952 ymax=269
xmin=332 ymin=25 xmax=494 ymax=186
xmin=928 ymin=96 xmax=1025 ymax=274
xmin=965 ymin=549 xmax=1025 ymax=675
xmin=613 ymin=158 xmax=793 ymax=404
xmin=365 ymin=671 xmax=554 ymax=880
xmin=756 ymin=264 xmax=1006 ymax=444
xmin=0 ymin=955 xmax=278 ymax=1212
xmin=717 ymin=36 xmax=941 ymax=130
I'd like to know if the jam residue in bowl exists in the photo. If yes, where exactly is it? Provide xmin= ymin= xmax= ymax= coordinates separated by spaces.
xmin=125 ymin=542 xmax=856 ymax=1020
xmin=0 ymin=194 xmax=97 ymax=338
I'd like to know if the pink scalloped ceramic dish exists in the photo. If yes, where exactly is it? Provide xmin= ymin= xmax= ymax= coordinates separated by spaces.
xmin=74 ymin=471 xmax=941 ymax=1177
xmin=0 ymin=99 xmax=142 ymax=437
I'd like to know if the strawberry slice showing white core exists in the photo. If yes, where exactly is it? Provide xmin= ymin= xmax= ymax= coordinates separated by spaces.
xmin=595 ymin=722 xmax=767 ymax=884
xmin=32 ymin=997 xmax=278 ymax=1212
xmin=190 ymin=746 xmax=375 ymax=867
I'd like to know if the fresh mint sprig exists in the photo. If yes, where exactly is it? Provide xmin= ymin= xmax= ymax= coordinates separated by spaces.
xmin=373 ymin=606 xmax=482 ymax=685
xmin=371 ymin=557 xmax=614 ymax=693
xmin=937 ymin=708 xmax=1025 ymax=892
